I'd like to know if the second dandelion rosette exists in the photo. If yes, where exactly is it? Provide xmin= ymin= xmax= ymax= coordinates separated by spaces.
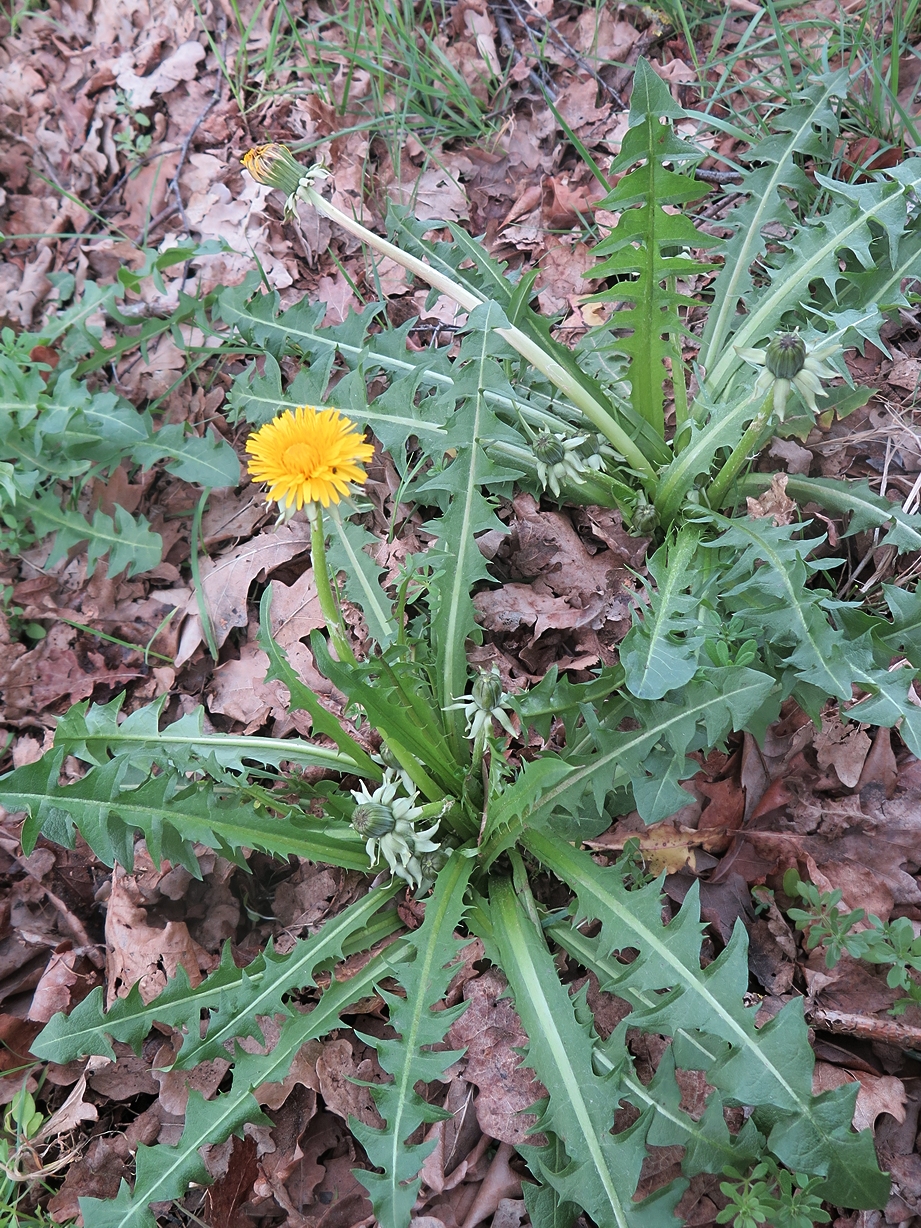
xmin=245 ymin=405 xmax=375 ymax=516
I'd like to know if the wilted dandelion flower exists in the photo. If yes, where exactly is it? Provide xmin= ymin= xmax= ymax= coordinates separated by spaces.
xmin=245 ymin=406 xmax=375 ymax=516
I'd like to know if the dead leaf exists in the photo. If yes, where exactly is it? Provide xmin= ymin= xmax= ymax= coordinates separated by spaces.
xmin=389 ymin=167 xmax=469 ymax=222
xmin=500 ymin=184 xmax=542 ymax=229
xmin=255 ymin=1039 xmax=323 ymax=1111
xmin=0 ymin=1016 xmax=40 ymax=1075
xmin=554 ymin=77 xmax=610 ymax=133
xmin=587 ymin=822 xmax=733 ymax=869
xmin=201 ymin=486 xmax=266 ymax=548
xmin=273 ymin=864 xmax=344 ymax=935
xmin=697 ymin=776 xmax=745 ymax=832
xmin=269 ymin=570 xmax=325 ymax=647
xmin=190 ymin=176 xmax=296 ymax=293
xmin=169 ymin=522 xmax=313 ymax=665
xmin=571 ymin=9 xmax=641 ymax=61
xmin=28 ymin=948 xmax=94 ymax=1023
xmin=813 ymin=1062 xmax=907 ymax=1132
xmin=201 ymin=1134 xmax=259 ymax=1228
xmin=746 ymin=472 xmax=797 ymax=525
xmin=507 ymin=493 xmax=621 ymax=597
xmin=652 ymin=58 xmax=699 ymax=90
xmin=315 ymin=1037 xmax=384 ymax=1129
xmin=569 ymin=506 xmax=651 ymax=568
xmin=104 ymin=867 xmax=208 ymax=1007
xmin=447 ymin=969 xmax=546 ymax=1145
xmin=207 ymin=639 xmax=328 ymax=733
xmin=317 ymin=272 xmax=359 ymax=326
xmin=460 ymin=1143 xmax=522 ymax=1228
xmin=153 ymin=1048 xmax=230 ymax=1116
xmin=47 ymin=1134 xmax=131 ymax=1222
xmin=35 ymin=1074 xmax=97 ymax=1140
xmin=87 ymin=1042 xmax=160 ymax=1100
xmin=815 ymin=713 xmax=872 ymax=788
xmin=474 ymin=582 xmax=600 ymax=637
xmin=8 ymin=246 xmax=53 ymax=327
xmin=768 ymin=437 xmax=813 ymax=475
xmin=451 ymin=0 xmax=500 ymax=74
xmin=118 ymin=331 xmax=186 ymax=400
xmin=535 ymin=241 xmax=597 ymax=315
xmin=888 ymin=358 xmax=921 ymax=392
xmin=857 ymin=726 xmax=898 ymax=795
xmin=114 ymin=40 xmax=205 ymax=107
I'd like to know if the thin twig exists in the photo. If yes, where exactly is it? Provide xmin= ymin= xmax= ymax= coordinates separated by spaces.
xmin=141 ymin=201 xmax=182 ymax=239
xmin=500 ymin=0 xmax=624 ymax=107
xmin=490 ymin=3 xmax=557 ymax=101
xmin=160 ymin=64 xmax=225 ymax=249
xmin=806 ymin=1004 xmax=921 ymax=1050
xmin=694 ymin=166 xmax=744 ymax=184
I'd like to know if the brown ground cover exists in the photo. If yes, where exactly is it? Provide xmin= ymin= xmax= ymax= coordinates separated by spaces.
xmin=4 ymin=0 xmax=921 ymax=1224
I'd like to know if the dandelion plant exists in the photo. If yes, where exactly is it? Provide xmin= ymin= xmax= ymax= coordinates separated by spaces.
xmin=5 ymin=60 xmax=921 ymax=1228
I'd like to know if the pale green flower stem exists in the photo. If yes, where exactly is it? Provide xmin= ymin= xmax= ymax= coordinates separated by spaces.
xmin=307 ymin=502 xmax=357 ymax=666
xmin=296 ymin=182 xmax=657 ymax=482
xmin=382 ymin=735 xmax=446 ymax=805
xmin=705 ymin=391 xmax=774 ymax=511
xmin=470 ymin=722 xmax=489 ymax=792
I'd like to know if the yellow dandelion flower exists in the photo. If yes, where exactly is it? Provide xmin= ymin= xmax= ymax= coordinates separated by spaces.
xmin=241 ymin=144 xmax=304 ymax=197
xmin=246 ymin=406 xmax=375 ymax=513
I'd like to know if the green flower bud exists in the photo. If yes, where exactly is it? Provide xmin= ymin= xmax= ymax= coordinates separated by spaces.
xmin=631 ymin=502 xmax=659 ymax=536
xmin=472 ymin=670 xmax=503 ymax=712
xmin=765 ymin=333 xmax=806 ymax=381
xmin=533 ymin=432 xmax=567 ymax=466
xmin=418 ymin=848 xmax=448 ymax=882
xmin=351 ymin=802 xmax=395 ymax=838
xmin=378 ymin=743 xmax=402 ymax=772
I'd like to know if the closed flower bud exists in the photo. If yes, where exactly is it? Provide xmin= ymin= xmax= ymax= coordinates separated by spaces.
xmin=632 ymin=502 xmax=659 ymax=536
xmin=351 ymin=802 xmax=395 ymax=838
xmin=378 ymin=743 xmax=402 ymax=772
xmin=472 ymin=670 xmax=503 ymax=713
xmin=765 ymin=332 xmax=806 ymax=381
xmin=241 ymin=144 xmax=304 ymax=197
xmin=533 ymin=431 xmax=567 ymax=466
xmin=418 ymin=849 xmax=447 ymax=878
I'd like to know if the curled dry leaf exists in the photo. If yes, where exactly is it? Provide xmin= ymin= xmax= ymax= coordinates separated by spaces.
xmin=746 ymin=472 xmax=797 ymax=525
xmin=165 ymin=522 xmax=313 ymax=665
xmin=35 ymin=1074 xmax=98 ymax=1140
xmin=460 ymin=1142 xmax=522 ymax=1228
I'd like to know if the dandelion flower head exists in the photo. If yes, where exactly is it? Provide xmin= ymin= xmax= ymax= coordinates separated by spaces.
xmin=241 ymin=144 xmax=304 ymax=197
xmin=246 ymin=406 xmax=375 ymax=512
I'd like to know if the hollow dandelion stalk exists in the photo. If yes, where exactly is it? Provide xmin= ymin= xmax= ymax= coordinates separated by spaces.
xmin=241 ymin=143 xmax=657 ymax=480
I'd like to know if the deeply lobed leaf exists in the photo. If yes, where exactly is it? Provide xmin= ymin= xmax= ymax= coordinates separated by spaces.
xmin=352 ymin=852 xmax=473 ymax=1228
xmin=530 ymin=831 xmax=889 ymax=1209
